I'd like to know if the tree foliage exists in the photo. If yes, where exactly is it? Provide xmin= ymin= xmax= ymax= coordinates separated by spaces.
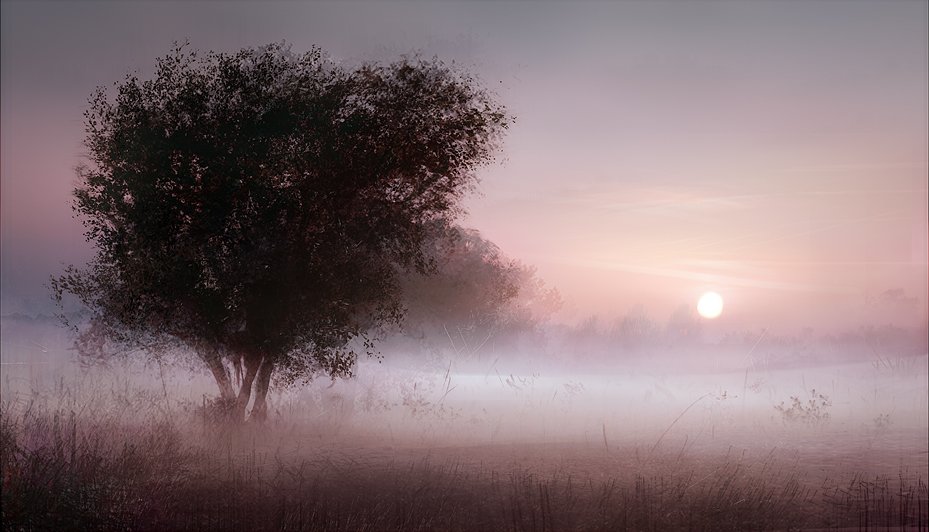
xmin=609 ymin=305 xmax=657 ymax=349
xmin=666 ymin=304 xmax=702 ymax=344
xmin=398 ymin=223 xmax=561 ymax=356
xmin=52 ymin=43 xmax=510 ymax=421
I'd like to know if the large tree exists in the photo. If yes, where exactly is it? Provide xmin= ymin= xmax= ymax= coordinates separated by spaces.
xmin=52 ymin=43 xmax=510 ymax=421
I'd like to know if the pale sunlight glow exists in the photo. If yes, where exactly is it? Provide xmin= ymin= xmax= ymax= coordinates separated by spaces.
xmin=697 ymin=291 xmax=724 ymax=319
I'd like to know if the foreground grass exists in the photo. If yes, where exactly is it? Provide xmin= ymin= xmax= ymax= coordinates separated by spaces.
xmin=2 ymin=399 xmax=927 ymax=532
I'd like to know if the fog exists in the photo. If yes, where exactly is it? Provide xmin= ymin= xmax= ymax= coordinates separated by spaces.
xmin=5 ymin=313 xmax=927 ymax=444
xmin=3 ymin=1 xmax=928 ymax=529
xmin=3 ymin=311 xmax=926 ymax=528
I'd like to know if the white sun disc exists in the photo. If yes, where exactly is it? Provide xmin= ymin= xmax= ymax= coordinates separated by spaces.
xmin=697 ymin=292 xmax=724 ymax=319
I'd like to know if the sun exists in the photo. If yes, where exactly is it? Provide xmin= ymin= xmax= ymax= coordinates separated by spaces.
xmin=697 ymin=291 xmax=724 ymax=319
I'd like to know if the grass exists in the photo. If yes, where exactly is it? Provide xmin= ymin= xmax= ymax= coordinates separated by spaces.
xmin=2 ymin=394 xmax=927 ymax=531
xmin=1 ymin=403 xmax=186 ymax=530
xmin=1 ymin=352 xmax=927 ymax=531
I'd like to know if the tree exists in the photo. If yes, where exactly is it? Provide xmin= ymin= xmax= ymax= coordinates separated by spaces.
xmin=398 ymin=222 xmax=560 ymax=357
xmin=610 ymin=304 xmax=657 ymax=349
xmin=665 ymin=304 xmax=702 ymax=344
xmin=51 ymin=43 xmax=511 ymax=422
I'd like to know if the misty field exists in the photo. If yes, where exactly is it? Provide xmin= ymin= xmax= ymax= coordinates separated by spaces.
xmin=2 ymin=316 xmax=926 ymax=531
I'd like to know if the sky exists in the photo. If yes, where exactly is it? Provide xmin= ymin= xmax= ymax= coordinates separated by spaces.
xmin=1 ymin=0 xmax=927 ymax=333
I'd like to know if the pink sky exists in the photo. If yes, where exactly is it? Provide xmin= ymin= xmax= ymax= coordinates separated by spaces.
xmin=2 ymin=1 xmax=927 ymax=333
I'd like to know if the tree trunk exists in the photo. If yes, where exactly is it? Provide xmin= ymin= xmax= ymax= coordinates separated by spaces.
xmin=203 ymin=351 xmax=236 ymax=402
xmin=249 ymin=358 xmax=274 ymax=422
xmin=233 ymin=355 xmax=261 ymax=422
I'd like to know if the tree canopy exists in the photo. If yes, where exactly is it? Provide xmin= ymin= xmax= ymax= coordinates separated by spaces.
xmin=398 ymin=223 xmax=561 ymax=357
xmin=52 ymin=43 xmax=511 ymax=421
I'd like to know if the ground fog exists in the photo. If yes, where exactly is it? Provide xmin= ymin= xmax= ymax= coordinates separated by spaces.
xmin=2 ymin=315 xmax=927 ymax=530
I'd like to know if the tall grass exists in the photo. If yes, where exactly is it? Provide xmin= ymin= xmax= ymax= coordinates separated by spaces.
xmin=1 ymin=400 xmax=186 ymax=530
xmin=1 ymin=360 xmax=927 ymax=531
xmin=3 ymin=395 xmax=927 ymax=531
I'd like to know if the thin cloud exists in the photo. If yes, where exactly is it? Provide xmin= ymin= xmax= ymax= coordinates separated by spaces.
xmin=782 ymin=162 xmax=928 ymax=173
xmin=558 ymin=257 xmax=857 ymax=295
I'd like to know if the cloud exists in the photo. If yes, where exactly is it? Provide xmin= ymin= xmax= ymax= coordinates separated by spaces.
xmin=554 ymin=184 xmax=757 ymax=217
xmin=557 ymin=257 xmax=857 ymax=295
xmin=781 ymin=162 xmax=928 ymax=173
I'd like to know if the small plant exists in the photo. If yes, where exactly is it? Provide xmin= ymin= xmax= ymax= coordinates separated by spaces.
xmin=774 ymin=388 xmax=832 ymax=426
xmin=712 ymin=389 xmax=733 ymax=401
xmin=562 ymin=380 xmax=585 ymax=397
xmin=356 ymin=376 xmax=393 ymax=414
xmin=398 ymin=374 xmax=461 ymax=420
xmin=190 ymin=395 xmax=237 ymax=426
xmin=870 ymin=353 xmax=926 ymax=377
xmin=872 ymin=413 xmax=892 ymax=430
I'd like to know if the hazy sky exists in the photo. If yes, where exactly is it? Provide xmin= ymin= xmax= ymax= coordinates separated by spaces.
xmin=2 ymin=1 xmax=927 ymax=332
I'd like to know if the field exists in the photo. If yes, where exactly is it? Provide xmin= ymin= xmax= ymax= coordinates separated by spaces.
xmin=2 ymin=316 xmax=927 ymax=531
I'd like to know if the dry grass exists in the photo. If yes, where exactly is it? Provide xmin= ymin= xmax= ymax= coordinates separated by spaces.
xmin=1 ymin=403 xmax=186 ymax=530
xmin=3 ymin=395 xmax=927 ymax=531
xmin=1 ymin=358 xmax=927 ymax=531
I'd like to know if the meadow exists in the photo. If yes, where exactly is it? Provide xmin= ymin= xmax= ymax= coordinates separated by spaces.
xmin=2 ymin=315 xmax=927 ymax=531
